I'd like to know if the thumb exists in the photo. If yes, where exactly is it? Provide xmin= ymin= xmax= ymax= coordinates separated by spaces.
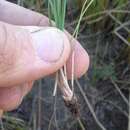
xmin=0 ymin=22 xmax=70 ymax=87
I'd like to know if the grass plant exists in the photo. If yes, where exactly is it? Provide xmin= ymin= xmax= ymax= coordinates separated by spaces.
xmin=48 ymin=0 xmax=95 ymax=130
xmin=48 ymin=0 xmax=80 ymax=117
xmin=48 ymin=0 xmax=95 ymax=117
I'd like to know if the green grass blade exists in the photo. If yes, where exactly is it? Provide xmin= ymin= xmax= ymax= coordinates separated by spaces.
xmin=48 ymin=0 xmax=67 ymax=30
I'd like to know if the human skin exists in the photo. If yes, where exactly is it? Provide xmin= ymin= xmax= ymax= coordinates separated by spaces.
xmin=0 ymin=1 xmax=89 ymax=111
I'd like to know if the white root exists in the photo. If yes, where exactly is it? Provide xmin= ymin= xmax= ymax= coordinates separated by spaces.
xmin=58 ymin=68 xmax=74 ymax=101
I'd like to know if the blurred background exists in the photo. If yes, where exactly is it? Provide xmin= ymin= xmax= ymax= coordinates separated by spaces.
xmin=1 ymin=0 xmax=130 ymax=130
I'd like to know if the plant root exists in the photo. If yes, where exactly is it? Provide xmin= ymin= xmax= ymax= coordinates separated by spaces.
xmin=64 ymin=95 xmax=80 ymax=117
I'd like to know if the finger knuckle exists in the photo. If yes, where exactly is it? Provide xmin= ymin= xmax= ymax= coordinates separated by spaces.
xmin=0 ymin=22 xmax=17 ymax=72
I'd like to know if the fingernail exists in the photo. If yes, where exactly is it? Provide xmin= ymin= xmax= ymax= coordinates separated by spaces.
xmin=31 ymin=27 xmax=64 ymax=62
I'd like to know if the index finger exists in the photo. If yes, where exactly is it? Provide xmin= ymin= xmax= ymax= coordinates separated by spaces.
xmin=0 ymin=0 xmax=49 ymax=26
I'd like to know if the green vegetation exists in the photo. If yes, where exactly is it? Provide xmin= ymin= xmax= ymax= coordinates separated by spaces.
xmin=0 ymin=116 xmax=28 ymax=130
xmin=92 ymin=63 xmax=117 ymax=84
xmin=75 ymin=0 xmax=128 ymax=31
xmin=48 ymin=0 xmax=67 ymax=30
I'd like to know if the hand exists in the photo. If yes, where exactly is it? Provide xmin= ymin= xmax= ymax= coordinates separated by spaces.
xmin=0 ymin=1 xmax=89 ymax=111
